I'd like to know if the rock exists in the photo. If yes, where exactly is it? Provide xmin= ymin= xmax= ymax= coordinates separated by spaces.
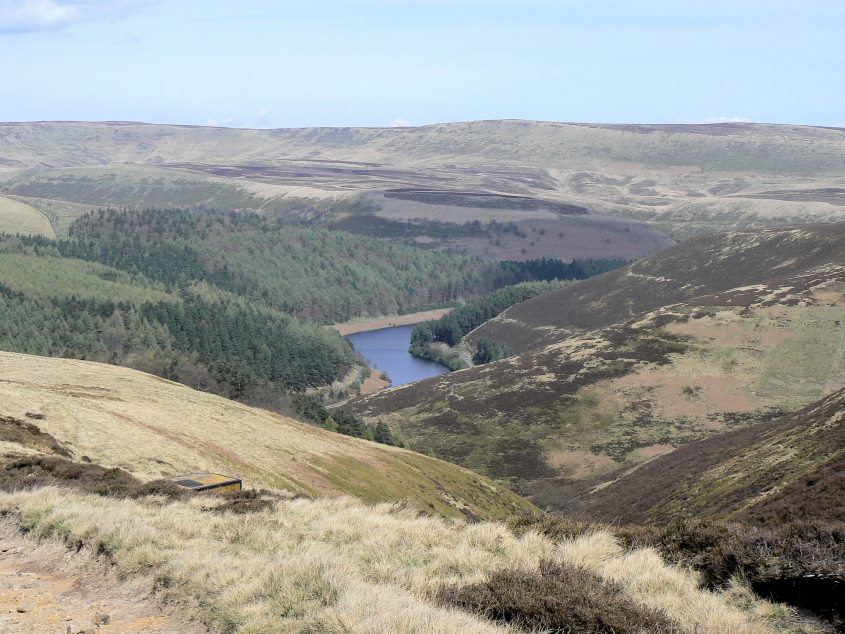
xmin=16 ymin=602 xmax=33 ymax=613
xmin=94 ymin=611 xmax=110 ymax=625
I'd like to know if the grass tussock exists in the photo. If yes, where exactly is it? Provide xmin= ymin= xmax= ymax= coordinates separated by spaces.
xmin=437 ymin=560 xmax=680 ymax=633
xmin=0 ymin=485 xmax=804 ymax=633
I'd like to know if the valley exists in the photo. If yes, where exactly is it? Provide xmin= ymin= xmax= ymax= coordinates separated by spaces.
xmin=0 ymin=120 xmax=841 ymax=632
xmin=343 ymin=225 xmax=845 ymax=509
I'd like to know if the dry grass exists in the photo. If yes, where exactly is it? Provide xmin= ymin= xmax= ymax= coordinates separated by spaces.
xmin=0 ymin=351 xmax=533 ymax=520
xmin=0 ymin=196 xmax=55 ymax=239
xmin=0 ymin=486 xmax=809 ymax=633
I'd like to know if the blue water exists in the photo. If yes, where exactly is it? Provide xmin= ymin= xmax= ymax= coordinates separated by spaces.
xmin=346 ymin=324 xmax=449 ymax=387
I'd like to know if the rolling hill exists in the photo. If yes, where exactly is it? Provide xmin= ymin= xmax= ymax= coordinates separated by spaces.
xmin=2 ymin=120 xmax=843 ymax=252
xmin=0 ymin=196 xmax=55 ymax=239
xmin=0 ymin=351 xmax=533 ymax=520
xmin=567 ymin=386 xmax=845 ymax=526
xmin=467 ymin=222 xmax=845 ymax=354
xmin=0 ymin=351 xmax=817 ymax=632
xmin=342 ymin=224 xmax=845 ymax=504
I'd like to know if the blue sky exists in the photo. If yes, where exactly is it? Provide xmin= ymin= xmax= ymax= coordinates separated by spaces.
xmin=1 ymin=0 xmax=843 ymax=128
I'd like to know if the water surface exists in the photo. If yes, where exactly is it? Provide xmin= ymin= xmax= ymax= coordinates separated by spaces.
xmin=346 ymin=324 xmax=448 ymax=387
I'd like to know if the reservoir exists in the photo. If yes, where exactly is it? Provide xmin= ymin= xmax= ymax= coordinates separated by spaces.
xmin=346 ymin=324 xmax=449 ymax=387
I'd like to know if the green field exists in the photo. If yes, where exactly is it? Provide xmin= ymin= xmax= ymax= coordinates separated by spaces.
xmin=0 ymin=196 xmax=55 ymax=238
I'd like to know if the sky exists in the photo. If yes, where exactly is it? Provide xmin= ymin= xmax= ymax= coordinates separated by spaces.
xmin=1 ymin=0 xmax=843 ymax=129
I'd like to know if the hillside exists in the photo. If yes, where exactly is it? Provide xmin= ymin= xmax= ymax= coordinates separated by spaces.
xmin=566 ymin=386 xmax=845 ymax=525
xmin=1 ymin=120 xmax=843 ymax=249
xmin=58 ymin=208 xmax=571 ymax=323
xmin=0 ymin=196 xmax=55 ymax=239
xmin=0 ymin=351 xmax=533 ymax=520
xmin=0 ymin=238 xmax=355 ymax=391
xmin=0 ymin=351 xmax=820 ymax=632
xmin=468 ymin=223 xmax=845 ymax=354
xmin=343 ymin=226 xmax=845 ymax=504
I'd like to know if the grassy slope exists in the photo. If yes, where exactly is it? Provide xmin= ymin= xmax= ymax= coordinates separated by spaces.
xmin=344 ymin=234 xmax=845 ymax=503
xmin=0 ymin=487 xmax=800 ymax=633
xmin=0 ymin=351 xmax=533 ymax=521
xmin=468 ymin=223 xmax=845 ymax=354
xmin=0 ymin=120 xmax=843 ymax=239
xmin=0 ymin=196 xmax=55 ymax=238
xmin=568 ymin=387 xmax=845 ymax=525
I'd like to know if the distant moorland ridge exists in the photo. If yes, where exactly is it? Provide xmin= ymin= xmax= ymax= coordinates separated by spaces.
xmin=1 ymin=120 xmax=843 ymax=248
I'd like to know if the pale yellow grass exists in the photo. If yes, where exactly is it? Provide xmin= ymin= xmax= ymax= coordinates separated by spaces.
xmin=0 ymin=487 xmax=800 ymax=633
xmin=332 ymin=307 xmax=454 ymax=336
xmin=554 ymin=532 xmax=788 ymax=634
xmin=0 ymin=196 xmax=55 ymax=239
xmin=0 ymin=352 xmax=533 ymax=519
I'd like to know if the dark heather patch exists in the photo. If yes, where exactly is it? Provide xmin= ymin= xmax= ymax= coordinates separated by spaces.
xmin=486 ymin=437 xmax=557 ymax=480
xmin=207 ymin=489 xmax=278 ymax=514
xmin=617 ymin=518 xmax=845 ymax=628
xmin=437 ymin=560 xmax=680 ymax=633
xmin=0 ymin=415 xmax=72 ymax=457
xmin=0 ymin=454 xmax=188 ymax=501
xmin=506 ymin=512 xmax=595 ymax=542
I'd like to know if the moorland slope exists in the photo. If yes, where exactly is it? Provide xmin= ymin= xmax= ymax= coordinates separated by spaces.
xmin=0 ymin=350 xmax=820 ymax=632
xmin=468 ymin=222 xmax=845 ymax=354
xmin=344 ymin=224 xmax=845 ymax=503
xmin=568 ymin=386 xmax=845 ymax=525
xmin=2 ymin=120 xmax=843 ymax=250
xmin=0 ymin=351 xmax=533 ymax=520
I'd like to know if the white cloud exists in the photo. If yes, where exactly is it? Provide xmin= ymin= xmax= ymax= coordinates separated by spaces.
xmin=0 ymin=0 xmax=153 ymax=34
xmin=675 ymin=116 xmax=753 ymax=124
xmin=389 ymin=117 xmax=411 ymax=127
xmin=0 ymin=0 xmax=78 ymax=31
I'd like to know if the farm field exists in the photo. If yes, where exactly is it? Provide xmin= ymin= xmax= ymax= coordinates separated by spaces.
xmin=0 ymin=196 xmax=55 ymax=238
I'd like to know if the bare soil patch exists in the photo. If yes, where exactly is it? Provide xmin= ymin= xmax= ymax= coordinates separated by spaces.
xmin=545 ymin=450 xmax=616 ymax=478
xmin=0 ymin=520 xmax=206 ymax=633
xmin=360 ymin=372 xmax=390 ymax=395
xmin=634 ymin=444 xmax=675 ymax=459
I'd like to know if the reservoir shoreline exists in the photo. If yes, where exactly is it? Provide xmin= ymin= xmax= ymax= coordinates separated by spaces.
xmin=330 ymin=308 xmax=453 ymax=336
xmin=346 ymin=324 xmax=449 ymax=388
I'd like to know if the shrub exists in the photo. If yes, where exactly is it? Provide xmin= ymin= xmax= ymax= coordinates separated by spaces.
xmin=438 ymin=560 xmax=679 ymax=633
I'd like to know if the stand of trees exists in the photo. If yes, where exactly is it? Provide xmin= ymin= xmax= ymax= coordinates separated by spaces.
xmin=56 ymin=209 xmax=541 ymax=322
xmin=410 ymin=280 xmax=571 ymax=348
xmin=0 ymin=242 xmax=354 ymax=391
xmin=410 ymin=259 xmax=629 ymax=366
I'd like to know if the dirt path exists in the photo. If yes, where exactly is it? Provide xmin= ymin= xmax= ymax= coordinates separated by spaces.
xmin=0 ymin=521 xmax=206 ymax=634
xmin=331 ymin=308 xmax=453 ymax=336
